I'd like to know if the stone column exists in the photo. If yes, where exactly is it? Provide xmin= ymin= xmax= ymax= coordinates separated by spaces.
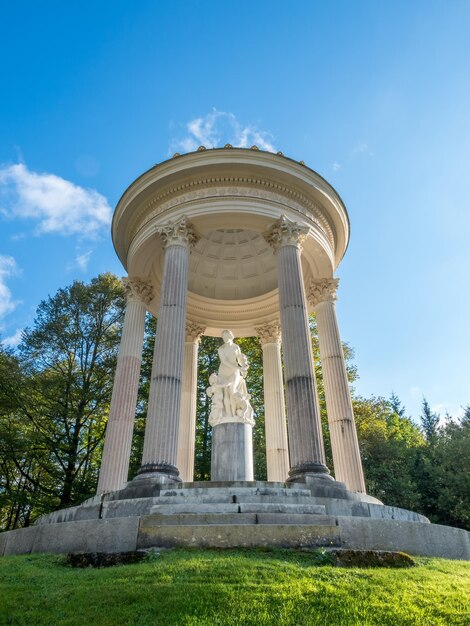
xmin=97 ymin=278 xmax=153 ymax=494
xmin=264 ymin=215 xmax=330 ymax=482
xmin=137 ymin=217 xmax=199 ymax=483
xmin=176 ymin=321 xmax=205 ymax=482
xmin=255 ymin=321 xmax=290 ymax=482
xmin=308 ymin=278 xmax=366 ymax=493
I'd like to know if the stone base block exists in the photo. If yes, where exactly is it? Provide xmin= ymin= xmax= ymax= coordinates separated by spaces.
xmin=211 ymin=423 xmax=253 ymax=481
xmin=338 ymin=517 xmax=470 ymax=560
xmin=137 ymin=520 xmax=341 ymax=550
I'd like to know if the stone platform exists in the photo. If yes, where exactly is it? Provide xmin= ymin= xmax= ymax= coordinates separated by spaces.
xmin=1 ymin=480 xmax=469 ymax=560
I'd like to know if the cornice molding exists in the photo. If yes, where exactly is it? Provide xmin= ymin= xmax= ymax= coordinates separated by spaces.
xmin=117 ymin=177 xmax=335 ymax=250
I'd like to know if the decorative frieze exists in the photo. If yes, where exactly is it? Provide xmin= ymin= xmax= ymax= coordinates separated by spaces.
xmin=118 ymin=177 xmax=334 ymax=248
xmin=122 ymin=277 xmax=154 ymax=305
xmin=255 ymin=321 xmax=282 ymax=346
xmin=185 ymin=321 xmax=206 ymax=343
xmin=156 ymin=217 xmax=200 ymax=249
xmin=263 ymin=215 xmax=309 ymax=252
xmin=307 ymin=278 xmax=339 ymax=308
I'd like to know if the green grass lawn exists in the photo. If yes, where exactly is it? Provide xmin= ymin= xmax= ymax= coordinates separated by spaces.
xmin=0 ymin=549 xmax=469 ymax=626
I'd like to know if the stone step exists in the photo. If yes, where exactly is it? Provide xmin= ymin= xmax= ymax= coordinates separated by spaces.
xmin=239 ymin=503 xmax=326 ymax=515
xmin=150 ymin=503 xmax=240 ymax=515
xmin=153 ymin=494 xmax=317 ymax=506
xmin=150 ymin=502 xmax=326 ymax=516
xmin=146 ymin=513 xmax=258 ymax=525
xmin=145 ymin=512 xmax=337 ymax=526
xmin=255 ymin=513 xmax=336 ymax=525
xmin=233 ymin=494 xmax=316 ymax=505
xmin=158 ymin=487 xmax=312 ymax=498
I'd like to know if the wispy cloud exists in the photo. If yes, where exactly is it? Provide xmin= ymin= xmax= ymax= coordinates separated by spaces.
xmin=332 ymin=162 xmax=341 ymax=171
xmin=170 ymin=110 xmax=275 ymax=154
xmin=352 ymin=142 xmax=374 ymax=157
xmin=3 ymin=328 xmax=23 ymax=348
xmin=0 ymin=162 xmax=112 ymax=239
xmin=66 ymin=249 xmax=93 ymax=272
xmin=0 ymin=255 xmax=20 ymax=320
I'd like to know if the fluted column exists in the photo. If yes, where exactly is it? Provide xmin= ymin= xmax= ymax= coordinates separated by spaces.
xmin=97 ymin=278 xmax=153 ymax=494
xmin=264 ymin=216 xmax=330 ymax=482
xmin=137 ymin=217 xmax=199 ymax=483
xmin=176 ymin=321 xmax=205 ymax=482
xmin=308 ymin=278 xmax=366 ymax=493
xmin=256 ymin=322 xmax=290 ymax=482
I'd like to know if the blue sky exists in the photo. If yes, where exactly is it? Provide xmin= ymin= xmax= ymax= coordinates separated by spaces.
xmin=1 ymin=1 xmax=469 ymax=420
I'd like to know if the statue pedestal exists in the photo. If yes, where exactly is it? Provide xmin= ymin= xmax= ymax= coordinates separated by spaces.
xmin=211 ymin=422 xmax=254 ymax=481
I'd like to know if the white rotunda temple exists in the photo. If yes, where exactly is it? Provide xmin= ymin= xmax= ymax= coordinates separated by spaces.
xmin=3 ymin=147 xmax=469 ymax=560
xmin=97 ymin=146 xmax=365 ymax=495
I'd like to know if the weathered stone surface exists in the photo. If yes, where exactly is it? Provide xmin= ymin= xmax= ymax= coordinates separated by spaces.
xmin=0 ymin=531 xmax=7 ymax=556
xmin=211 ymin=422 xmax=254 ymax=481
xmin=33 ymin=517 xmax=139 ymax=554
xmin=3 ymin=527 xmax=38 ymax=556
xmin=239 ymin=503 xmax=325 ymax=515
xmin=35 ymin=503 xmax=102 ymax=525
xmin=338 ymin=517 xmax=470 ymax=560
xmin=327 ymin=549 xmax=416 ymax=568
xmin=137 ymin=520 xmax=341 ymax=549
xmin=148 ymin=513 xmax=257 ymax=526
xmin=66 ymin=551 xmax=147 ymax=568
xmin=233 ymin=494 xmax=316 ymax=505
xmin=256 ymin=513 xmax=337 ymax=526
xmin=102 ymin=498 xmax=160 ymax=518
xmin=150 ymin=503 xmax=240 ymax=515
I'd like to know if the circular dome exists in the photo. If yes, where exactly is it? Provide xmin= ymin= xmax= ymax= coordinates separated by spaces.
xmin=189 ymin=229 xmax=276 ymax=300
xmin=112 ymin=147 xmax=350 ymax=335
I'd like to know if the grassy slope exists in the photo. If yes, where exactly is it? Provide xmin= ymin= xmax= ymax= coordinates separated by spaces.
xmin=0 ymin=549 xmax=469 ymax=626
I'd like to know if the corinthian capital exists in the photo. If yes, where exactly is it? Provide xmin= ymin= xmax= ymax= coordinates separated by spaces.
xmin=156 ymin=217 xmax=200 ymax=249
xmin=185 ymin=321 xmax=206 ymax=343
xmin=307 ymin=278 xmax=339 ymax=308
xmin=122 ymin=277 xmax=154 ymax=305
xmin=263 ymin=215 xmax=309 ymax=252
xmin=255 ymin=321 xmax=282 ymax=346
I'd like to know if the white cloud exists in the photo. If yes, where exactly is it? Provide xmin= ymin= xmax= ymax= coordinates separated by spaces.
xmin=76 ymin=250 xmax=92 ymax=271
xmin=66 ymin=249 xmax=93 ymax=272
xmin=352 ymin=142 xmax=374 ymax=157
xmin=0 ymin=255 xmax=20 ymax=319
xmin=332 ymin=162 xmax=341 ymax=171
xmin=170 ymin=110 xmax=275 ymax=154
xmin=3 ymin=328 xmax=23 ymax=348
xmin=0 ymin=162 xmax=112 ymax=239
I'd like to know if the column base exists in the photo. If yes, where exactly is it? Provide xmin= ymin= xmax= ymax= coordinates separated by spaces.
xmin=286 ymin=462 xmax=333 ymax=483
xmin=134 ymin=462 xmax=182 ymax=484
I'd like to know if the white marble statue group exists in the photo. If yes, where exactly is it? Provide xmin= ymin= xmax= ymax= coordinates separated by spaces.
xmin=206 ymin=330 xmax=255 ymax=427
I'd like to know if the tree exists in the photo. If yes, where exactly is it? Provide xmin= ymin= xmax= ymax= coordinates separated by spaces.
xmin=353 ymin=395 xmax=424 ymax=510
xmin=0 ymin=274 xmax=125 ymax=527
xmin=390 ymin=391 xmax=406 ymax=417
xmin=420 ymin=398 xmax=440 ymax=444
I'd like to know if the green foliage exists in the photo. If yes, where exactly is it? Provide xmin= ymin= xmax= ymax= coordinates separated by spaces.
xmin=0 ymin=274 xmax=125 ymax=528
xmin=0 ymin=551 xmax=469 ymax=625
xmin=420 ymin=398 xmax=440 ymax=444
xmin=353 ymin=395 xmax=425 ymax=510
